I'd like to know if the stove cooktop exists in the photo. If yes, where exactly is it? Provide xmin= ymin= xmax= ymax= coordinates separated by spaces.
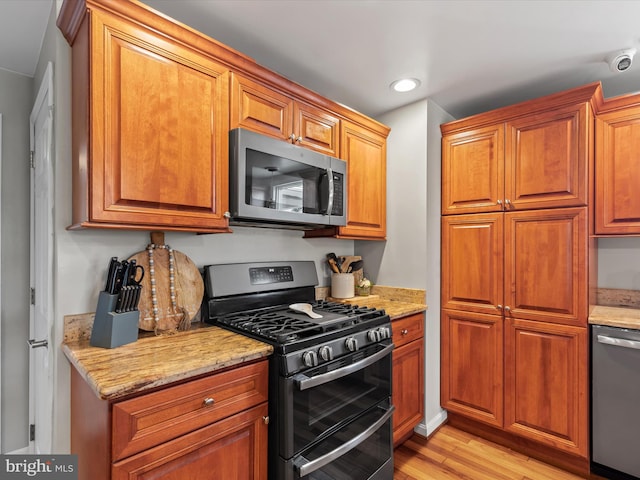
xmin=215 ymin=300 xmax=388 ymax=346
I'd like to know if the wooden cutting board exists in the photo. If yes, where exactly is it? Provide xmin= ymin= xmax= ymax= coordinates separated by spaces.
xmin=128 ymin=232 xmax=204 ymax=332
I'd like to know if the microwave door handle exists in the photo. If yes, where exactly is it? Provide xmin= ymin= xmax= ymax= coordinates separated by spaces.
xmin=295 ymin=405 xmax=395 ymax=477
xmin=294 ymin=343 xmax=394 ymax=391
xmin=325 ymin=167 xmax=334 ymax=216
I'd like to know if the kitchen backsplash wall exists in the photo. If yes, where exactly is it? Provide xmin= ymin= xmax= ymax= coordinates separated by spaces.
xmin=597 ymin=237 xmax=640 ymax=290
xmin=58 ymin=227 xmax=353 ymax=319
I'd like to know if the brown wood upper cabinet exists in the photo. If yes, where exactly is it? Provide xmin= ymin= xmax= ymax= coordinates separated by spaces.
xmin=337 ymin=121 xmax=387 ymax=239
xmin=442 ymin=103 xmax=590 ymax=215
xmin=231 ymin=73 xmax=340 ymax=156
xmin=595 ymin=101 xmax=640 ymax=234
xmin=58 ymin=1 xmax=231 ymax=233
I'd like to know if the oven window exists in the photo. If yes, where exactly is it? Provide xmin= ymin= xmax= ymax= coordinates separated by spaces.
xmin=281 ymin=342 xmax=392 ymax=457
xmin=295 ymin=403 xmax=393 ymax=480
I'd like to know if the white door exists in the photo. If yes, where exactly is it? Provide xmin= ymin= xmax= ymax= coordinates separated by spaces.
xmin=28 ymin=62 xmax=54 ymax=454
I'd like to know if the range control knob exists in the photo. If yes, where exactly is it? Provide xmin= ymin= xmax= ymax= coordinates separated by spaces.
xmin=318 ymin=345 xmax=334 ymax=362
xmin=302 ymin=350 xmax=318 ymax=367
xmin=378 ymin=327 xmax=391 ymax=339
xmin=368 ymin=329 xmax=381 ymax=342
xmin=345 ymin=337 xmax=359 ymax=352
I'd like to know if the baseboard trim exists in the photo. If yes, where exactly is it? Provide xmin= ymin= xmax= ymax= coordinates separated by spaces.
xmin=414 ymin=409 xmax=448 ymax=438
xmin=7 ymin=445 xmax=32 ymax=455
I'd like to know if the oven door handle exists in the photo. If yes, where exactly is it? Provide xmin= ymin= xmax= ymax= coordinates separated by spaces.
xmin=295 ymin=343 xmax=394 ymax=391
xmin=294 ymin=405 xmax=395 ymax=477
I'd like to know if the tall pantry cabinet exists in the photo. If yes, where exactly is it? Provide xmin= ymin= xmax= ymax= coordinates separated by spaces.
xmin=440 ymin=83 xmax=599 ymax=476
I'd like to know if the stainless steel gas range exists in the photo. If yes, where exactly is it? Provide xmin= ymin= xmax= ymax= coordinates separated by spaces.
xmin=202 ymin=261 xmax=394 ymax=480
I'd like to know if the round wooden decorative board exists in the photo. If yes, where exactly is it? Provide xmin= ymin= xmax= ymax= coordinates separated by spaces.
xmin=128 ymin=244 xmax=204 ymax=332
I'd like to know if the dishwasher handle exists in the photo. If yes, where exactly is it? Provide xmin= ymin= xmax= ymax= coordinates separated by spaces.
xmin=597 ymin=334 xmax=640 ymax=350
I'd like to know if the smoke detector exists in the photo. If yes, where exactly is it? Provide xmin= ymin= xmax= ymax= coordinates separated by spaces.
xmin=607 ymin=48 xmax=636 ymax=73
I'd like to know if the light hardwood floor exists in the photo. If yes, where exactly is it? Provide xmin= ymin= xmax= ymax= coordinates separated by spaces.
xmin=393 ymin=425 xmax=587 ymax=480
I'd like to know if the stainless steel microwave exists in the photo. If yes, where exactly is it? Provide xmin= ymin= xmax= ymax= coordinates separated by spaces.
xmin=229 ymin=128 xmax=347 ymax=229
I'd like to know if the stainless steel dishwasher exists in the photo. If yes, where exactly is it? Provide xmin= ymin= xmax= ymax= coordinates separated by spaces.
xmin=592 ymin=324 xmax=640 ymax=479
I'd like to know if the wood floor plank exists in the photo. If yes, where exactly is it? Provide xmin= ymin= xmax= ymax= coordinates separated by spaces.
xmin=393 ymin=426 xmax=588 ymax=480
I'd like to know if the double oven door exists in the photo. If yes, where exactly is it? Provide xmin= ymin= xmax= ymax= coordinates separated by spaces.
xmin=274 ymin=340 xmax=394 ymax=480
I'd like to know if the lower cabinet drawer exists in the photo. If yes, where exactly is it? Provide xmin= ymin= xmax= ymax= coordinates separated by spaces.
xmin=392 ymin=313 xmax=424 ymax=348
xmin=112 ymin=403 xmax=269 ymax=480
xmin=112 ymin=360 xmax=268 ymax=461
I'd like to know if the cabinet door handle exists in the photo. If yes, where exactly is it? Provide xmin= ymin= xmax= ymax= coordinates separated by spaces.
xmin=202 ymin=397 xmax=215 ymax=407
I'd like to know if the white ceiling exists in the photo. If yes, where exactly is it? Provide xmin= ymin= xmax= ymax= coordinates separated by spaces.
xmin=4 ymin=0 xmax=640 ymax=119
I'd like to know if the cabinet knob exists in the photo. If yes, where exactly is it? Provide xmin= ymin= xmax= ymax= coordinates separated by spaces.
xmin=496 ymin=305 xmax=503 ymax=311
xmin=263 ymin=416 xmax=270 ymax=425
xmin=401 ymin=329 xmax=409 ymax=335
xmin=296 ymin=136 xmax=303 ymax=143
xmin=223 ymin=211 xmax=231 ymax=219
xmin=289 ymin=133 xmax=297 ymax=141
xmin=504 ymin=199 xmax=512 ymax=207
xmin=504 ymin=306 xmax=511 ymax=313
xmin=202 ymin=397 xmax=215 ymax=407
xmin=497 ymin=200 xmax=503 ymax=206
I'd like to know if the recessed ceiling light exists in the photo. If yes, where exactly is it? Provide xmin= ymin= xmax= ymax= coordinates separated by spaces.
xmin=390 ymin=78 xmax=421 ymax=92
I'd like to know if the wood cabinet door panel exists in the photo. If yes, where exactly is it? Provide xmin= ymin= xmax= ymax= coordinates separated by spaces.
xmin=294 ymin=102 xmax=340 ymax=156
xmin=441 ymin=213 xmax=503 ymax=315
xmin=505 ymin=104 xmax=588 ymax=210
xmin=338 ymin=121 xmax=386 ymax=239
xmin=112 ymin=403 xmax=268 ymax=480
xmin=90 ymin=12 xmax=229 ymax=229
xmin=441 ymin=309 xmax=503 ymax=427
xmin=504 ymin=319 xmax=587 ymax=457
xmin=595 ymin=106 xmax=640 ymax=234
xmin=504 ymin=208 xmax=587 ymax=326
xmin=392 ymin=339 xmax=424 ymax=447
xmin=442 ymin=124 xmax=504 ymax=215
xmin=230 ymin=73 xmax=293 ymax=142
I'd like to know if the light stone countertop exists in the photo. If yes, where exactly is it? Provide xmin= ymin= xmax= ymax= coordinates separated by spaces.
xmin=62 ymin=326 xmax=273 ymax=400
xmin=325 ymin=284 xmax=428 ymax=319
xmin=589 ymin=288 xmax=640 ymax=330
xmin=588 ymin=305 xmax=640 ymax=330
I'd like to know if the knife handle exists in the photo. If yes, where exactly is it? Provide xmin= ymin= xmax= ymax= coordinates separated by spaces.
xmin=105 ymin=257 xmax=119 ymax=293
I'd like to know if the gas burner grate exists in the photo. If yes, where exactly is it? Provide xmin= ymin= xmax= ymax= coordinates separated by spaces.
xmin=312 ymin=300 xmax=385 ymax=318
xmin=221 ymin=311 xmax=322 ymax=343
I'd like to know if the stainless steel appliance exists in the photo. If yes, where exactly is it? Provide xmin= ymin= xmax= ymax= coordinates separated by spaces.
xmin=202 ymin=261 xmax=394 ymax=480
xmin=229 ymin=128 xmax=347 ymax=229
xmin=592 ymin=324 xmax=640 ymax=479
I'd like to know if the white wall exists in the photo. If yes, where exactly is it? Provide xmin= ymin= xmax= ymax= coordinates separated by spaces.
xmin=0 ymin=68 xmax=33 ymax=452
xmin=597 ymin=237 xmax=640 ymax=289
xmin=357 ymin=98 xmax=454 ymax=437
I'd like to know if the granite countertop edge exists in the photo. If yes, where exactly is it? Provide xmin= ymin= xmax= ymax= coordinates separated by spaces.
xmin=62 ymin=326 xmax=273 ymax=401
xmin=588 ymin=304 xmax=640 ymax=330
